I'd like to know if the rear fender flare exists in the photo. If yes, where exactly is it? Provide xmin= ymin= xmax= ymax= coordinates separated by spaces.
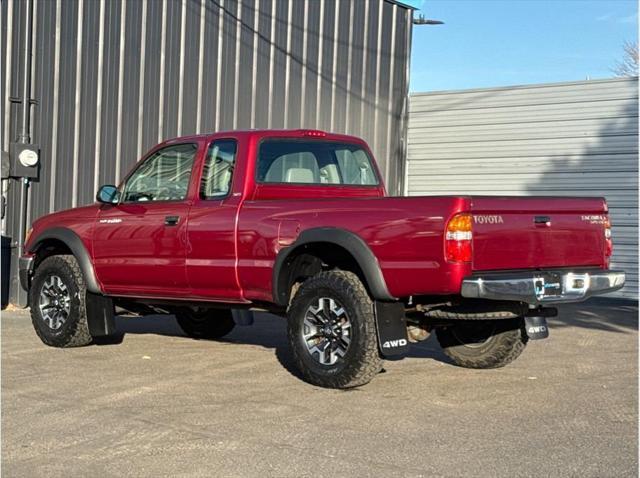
xmin=272 ymin=227 xmax=395 ymax=306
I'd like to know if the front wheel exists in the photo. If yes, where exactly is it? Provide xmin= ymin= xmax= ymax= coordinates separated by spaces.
xmin=287 ymin=270 xmax=383 ymax=389
xmin=29 ymin=255 xmax=93 ymax=348
xmin=435 ymin=318 xmax=528 ymax=369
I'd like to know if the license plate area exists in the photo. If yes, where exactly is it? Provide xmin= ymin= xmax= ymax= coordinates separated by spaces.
xmin=534 ymin=273 xmax=563 ymax=300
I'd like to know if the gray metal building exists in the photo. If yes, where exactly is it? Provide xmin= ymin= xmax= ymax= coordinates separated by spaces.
xmin=1 ymin=0 xmax=414 ymax=303
xmin=407 ymin=77 xmax=639 ymax=299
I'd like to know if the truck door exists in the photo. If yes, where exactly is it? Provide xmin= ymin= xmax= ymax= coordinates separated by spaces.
xmin=186 ymin=139 xmax=245 ymax=301
xmin=93 ymin=143 xmax=199 ymax=297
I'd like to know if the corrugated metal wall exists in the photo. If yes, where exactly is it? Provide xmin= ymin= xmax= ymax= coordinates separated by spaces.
xmin=407 ymin=77 xmax=638 ymax=299
xmin=1 ymin=0 xmax=413 ymax=303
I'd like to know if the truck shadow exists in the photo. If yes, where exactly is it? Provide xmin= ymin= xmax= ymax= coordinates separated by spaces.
xmin=108 ymin=297 xmax=636 ymax=381
xmin=110 ymin=312 xmax=454 ymax=379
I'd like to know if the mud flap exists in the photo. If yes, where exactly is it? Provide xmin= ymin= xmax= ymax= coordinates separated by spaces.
xmin=232 ymin=309 xmax=254 ymax=326
xmin=374 ymin=301 xmax=409 ymax=358
xmin=524 ymin=316 xmax=549 ymax=340
xmin=86 ymin=292 xmax=116 ymax=337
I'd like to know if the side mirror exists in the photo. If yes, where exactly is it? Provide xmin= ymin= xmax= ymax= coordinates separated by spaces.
xmin=96 ymin=185 xmax=119 ymax=204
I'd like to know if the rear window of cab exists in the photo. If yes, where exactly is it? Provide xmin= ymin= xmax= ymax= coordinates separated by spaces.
xmin=256 ymin=139 xmax=379 ymax=186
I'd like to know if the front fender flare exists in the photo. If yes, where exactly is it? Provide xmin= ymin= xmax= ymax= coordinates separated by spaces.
xmin=272 ymin=227 xmax=395 ymax=306
xmin=30 ymin=227 xmax=102 ymax=294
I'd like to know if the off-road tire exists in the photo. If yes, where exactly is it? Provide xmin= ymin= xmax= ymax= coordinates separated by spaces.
xmin=435 ymin=318 xmax=528 ymax=369
xmin=287 ymin=270 xmax=383 ymax=389
xmin=175 ymin=308 xmax=235 ymax=339
xmin=29 ymin=255 xmax=93 ymax=348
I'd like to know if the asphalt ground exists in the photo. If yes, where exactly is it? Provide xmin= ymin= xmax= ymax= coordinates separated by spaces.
xmin=2 ymin=298 xmax=638 ymax=477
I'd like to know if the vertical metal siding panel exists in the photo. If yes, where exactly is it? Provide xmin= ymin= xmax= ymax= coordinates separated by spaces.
xmin=114 ymin=0 xmax=127 ymax=181
xmin=1 ymin=0 xmax=13 ymax=152
xmin=1 ymin=0 xmax=11 ymax=234
xmin=317 ymin=0 xmax=334 ymax=129
xmin=48 ymin=0 xmax=62 ymax=212
xmin=303 ymin=0 xmax=320 ymax=127
xmin=218 ymin=0 xmax=237 ymax=131
xmin=54 ymin=0 xmax=78 ymax=211
xmin=195 ymin=0 xmax=206 ymax=133
xmin=249 ymin=0 xmax=260 ymax=129
xmin=407 ymin=78 xmax=639 ymax=298
xmin=384 ymin=3 xmax=397 ymax=189
xmin=253 ymin=0 xmax=272 ymax=129
xmin=98 ymin=0 xmax=121 ymax=191
xmin=136 ymin=0 xmax=147 ymax=158
xmin=143 ymin=0 xmax=161 ymax=152
xmin=232 ymin=0 xmax=241 ymax=129
xmin=313 ymin=0 xmax=324 ymax=128
xmin=285 ymin=0 xmax=304 ymax=129
xmin=376 ymin=1 xmax=393 ymax=183
xmin=121 ymin=0 xmax=143 ymax=176
xmin=28 ymin=0 xmax=50 ymax=220
xmin=347 ymin=0 xmax=365 ymax=139
xmin=395 ymin=6 xmax=410 ymax=195
xmin=237 ymin=0 xmax=256 ymax=129
xmin=162 ymin=0 xmax=181 ymax=140
xmin=201 ymin=0 xmax=221 ymax=134
xmin=332 ymin=0 xmax=349 ymax=134
xmin=361 ymin=1 xmax=380 ymax=170
xmin=77 ymin=0 xmax=99 ymax=206
xmin=181 ymin=0 xmax=201 ymax=136
xmin=71 ymin=0 xmax=84 ymax=206
xmin=176 ymin=0 xmax=187 ymax=136
xmin=298 ymin=0 xmax=309 ymax=128
xmin=270 ymin=0 xmax=287 ymax=129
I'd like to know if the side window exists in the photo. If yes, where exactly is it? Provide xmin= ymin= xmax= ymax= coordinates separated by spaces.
xmin=200 ymin=139 xmax=237 ymax=199
xmin=122 ymin=143 xmax=197 ymax=202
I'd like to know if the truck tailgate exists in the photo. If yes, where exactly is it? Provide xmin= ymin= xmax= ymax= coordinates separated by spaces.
xmin=470 ymin=197 xmax=608 ymax=271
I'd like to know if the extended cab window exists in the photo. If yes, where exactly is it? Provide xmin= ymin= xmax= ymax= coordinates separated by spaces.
xmin=200 ymin=139 xmax=237 ymax=199
xmin=257 ymin=140 xmax=379 ymax=186
xmin=122 ymin=143 xmax=197 ymax=202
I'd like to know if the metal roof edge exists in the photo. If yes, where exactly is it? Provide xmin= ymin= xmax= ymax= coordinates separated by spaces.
xmin=410 ymin=76 xmax=639 ymax=97
xmin=384 ymin=0 xmax=418 ymax=11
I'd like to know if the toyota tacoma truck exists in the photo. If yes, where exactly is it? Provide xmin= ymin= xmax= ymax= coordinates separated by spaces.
xmin=19 ymin=129 xmax=625 ymax=388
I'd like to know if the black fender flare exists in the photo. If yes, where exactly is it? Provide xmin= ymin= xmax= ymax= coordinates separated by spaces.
xmin=272 ymin=227 xmax=395 ymax=306
xmin=30 ymin=227 xmax=102 ymax=294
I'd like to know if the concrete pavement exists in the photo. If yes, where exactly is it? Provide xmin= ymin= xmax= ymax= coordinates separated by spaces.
xmin=2 ymin=298 xmax=638 ymax=477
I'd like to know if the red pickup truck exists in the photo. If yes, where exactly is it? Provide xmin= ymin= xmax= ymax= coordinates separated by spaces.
xmin=19 ymin=129 xmax=624 ymax=388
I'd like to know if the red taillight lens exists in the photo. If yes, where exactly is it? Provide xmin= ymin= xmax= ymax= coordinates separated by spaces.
xmin=445 ymin=213 xmax=472 ymax=263
xmin=604 ymin=217 xmax=613 ymax=257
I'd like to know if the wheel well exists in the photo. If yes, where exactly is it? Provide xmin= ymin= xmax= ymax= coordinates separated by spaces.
xmin=33 ymin=239 xmax=73 ymax=270
xmin=277 ymin=242 xmax=369 ymax=305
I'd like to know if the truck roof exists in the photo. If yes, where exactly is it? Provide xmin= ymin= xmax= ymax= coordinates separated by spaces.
xmin=163 ymin=129 xmax=367 ymax=145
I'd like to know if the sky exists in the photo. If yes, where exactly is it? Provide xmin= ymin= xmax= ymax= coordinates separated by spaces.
xmin=406 ymin=0 xmax=638 ymax=92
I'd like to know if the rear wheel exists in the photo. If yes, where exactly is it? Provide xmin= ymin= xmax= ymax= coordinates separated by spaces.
xmin=175 ymin=308 xmax=235 ymax=340
xmin=29 ymin=255 xmax=92 ymax=348
xmin=435 ymin=318 xmax=528 ymax=369
xmin=287 ymin=270 xmax=383 ymax=389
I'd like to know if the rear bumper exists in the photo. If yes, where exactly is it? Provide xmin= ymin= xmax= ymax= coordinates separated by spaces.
xmin=461 ymin=269 xmax=626 ymax=305
xmin=19 ymin=255 xmax=34 ymax=292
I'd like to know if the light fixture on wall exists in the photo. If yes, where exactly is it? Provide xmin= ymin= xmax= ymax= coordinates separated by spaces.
xmin=413 ymin=14 xmax=444 ymax=25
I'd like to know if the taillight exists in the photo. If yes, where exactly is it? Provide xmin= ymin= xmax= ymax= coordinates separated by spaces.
xmin=604 ymin=217 xmax=613 ymax=257
xmin=445 ymin=213 xmax=472 ymax=263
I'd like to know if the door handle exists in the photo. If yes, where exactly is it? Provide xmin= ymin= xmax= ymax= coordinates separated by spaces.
xmin=534 ymin=216 xmax=551 ymax=226
xmin=165 ymin=215 xmax=180 ymax=226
